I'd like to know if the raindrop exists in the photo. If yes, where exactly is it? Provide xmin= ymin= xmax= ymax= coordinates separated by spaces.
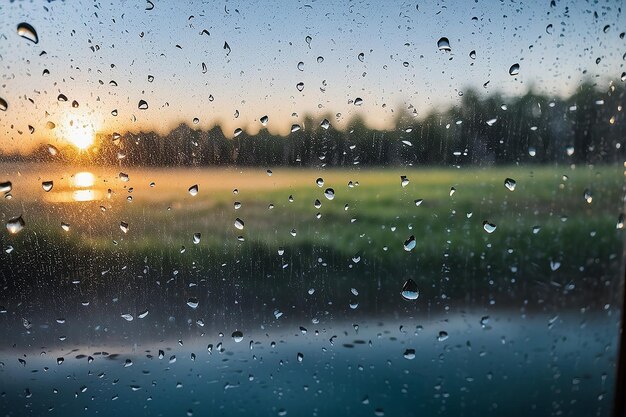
xmin=449 ymin=187 xmax=456 ymax=196
xmin=17 ymin=23 xmax=38 ymax=44
xmin=296 ymin=82 xmax=304 ymax=92
xmin=504 ymin=178 xmax=516 ymax=191
xmin=403 ymin=235 xmax=416 ymax=251
xmin=187 ymin=298 xmax=199 ymax=309
xmin=193 ymin=117 xmax=199 ymax=124
xmin=57 ymin=94 xmax=67 ymax=102
xmin=138 ymin=100 xmax=148 ymax=110
xmin=401 ymin=175 xmax=409 ymax=187
xmin=437 ymin=331 xmax=449 ymax=342
xmin=316 ymin=178 xmax=324 ymax=187
xmin=121 ymin=313 xmax=133 ymax=321
xmin=509 ymin=63 xmax=520 ymax=76
xmin=0 ymin=182 xmax=12 ymax=193
xmin=291 ymin=124 xmax=301 ymax=133
xmin=566 ymin=145 xmax=575 ymax=156
xmin=469 ymin=50 xmax=476 ymax=59
xmin=486 ymin=118 xmax=497 ymax=126
xmin=324 ymin=188 xmax=335 ymax=200
xmin=483 ymin=221 xmax=497 ymax=234
xmin=584 ymin=189 xmax=592 ymax=204
xmin=317 ymin=56 xmax=324 ymax=63
xmin=354 ymin=97 xmax=363 ymax=106
xmin=61 ymin=222 xmax=70 ymax=232
xmin=437 ymin=37 xmax=451 ymax=51
xmin=234 ymin=128 xmax=243 ymax=137
xmin=528 ymin=147 xmax=536 ymax=157
xmin=223 ymin=41 xmax=231 ymax=55
xmin=148 ymin=75 xmax=154 ymax=82
xmin=0 ymin=98 xmax=7 ymax=111
xmin=260 ymin=115 xmax=269 ymax=126
xmin=358 ymin=52 xmax=364 ymax=62
xmin=138 ymin=310 xmax=149 ymax=319
xmin=403 ymin=349 xmax=416 ymax=360
xmin=188 ymin=184 xmax=198 ymax=196
xmin=320 ymin=119 xmax=330 ymax=129
xmin=6 ymin=216 xmax=25 ymax=234
xmin=193 ymin=233 xmax=201 ymax=244
xmin=297 ymin=61 xmax=304 ymax=71
xmin=297 ymin=352 xmax=304 ymax=362
xmin=234 ymin=218 xmax=244 ymax=230
xmin=232 ymin=331 xmax=244 ymax=342
xmin=400 ymin=279 xmax=419 ymax=300
xmin=120 ymin=221 xmax=129 ymax=233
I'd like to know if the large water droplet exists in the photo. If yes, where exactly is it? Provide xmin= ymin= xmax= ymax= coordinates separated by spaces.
xmin=0 ymin=181 xmax=12 ymax=193
xmin=17 ymin=23 xmax=38 ymax=44
xmin=403 ymin=349 xmax=416 ymax=360
xmin=234 ymin=218 xmax=244 ymax=230
xmin=188 ymin=184 xmax=198 ymax=196
xmin=509 ymin=63 xmax=520 ymax=76
xmin=437 ymin=37 xmax=451 ymax=51
xmin=232 ymin=331 xmax=244 ymax=342
xmin=41 ymin=180 xmax=53 ymax=192
xmin=6 ymin=216 xmax=25 ymax=234
xmin=138 ymin=100 xmax=148 ymax=110
xmin=324 ymin=188 xmax=335 ymax=200
xmin=437 ymin=331 xmax=449 ymax=342
xmin=0 ymin=98 xmax=7 ymax=111
xmin=483 ymin=221 xmax=497 ymax=234
xmin=403 ymin=235 xmax=416 ymax=251
xmin=400 ymin=279 xmax=419 ymax=300
xmin=504 ymin=178 xmax=516 ymax=191
xmin=187 ymin=298 xmax=199 ymax=309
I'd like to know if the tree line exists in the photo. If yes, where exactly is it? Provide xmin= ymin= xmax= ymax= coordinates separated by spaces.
xmin=11 ymin=80 xmax=626 ymax=167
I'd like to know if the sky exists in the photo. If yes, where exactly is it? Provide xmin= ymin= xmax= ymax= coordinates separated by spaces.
xmin=0 ymin=0 xmax=624 ymax=152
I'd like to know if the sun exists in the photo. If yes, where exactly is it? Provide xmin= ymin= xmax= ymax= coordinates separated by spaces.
xmin=67 ymin=126 xmax=95 ymax=150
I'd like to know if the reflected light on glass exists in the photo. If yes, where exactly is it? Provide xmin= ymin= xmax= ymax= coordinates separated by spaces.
xmin=73 ymin=172 xmax=95 ymax=188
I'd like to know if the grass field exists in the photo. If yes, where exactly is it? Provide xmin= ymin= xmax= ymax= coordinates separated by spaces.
xmin=0 ymin=163 xmax=624 ymax=322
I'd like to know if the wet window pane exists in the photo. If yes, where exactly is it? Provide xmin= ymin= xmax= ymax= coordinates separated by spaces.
xmin=1 ymin=1 xmax=625 ymax=416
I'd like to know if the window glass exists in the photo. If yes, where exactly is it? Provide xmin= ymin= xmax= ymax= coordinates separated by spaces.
xmin=0 ymin=1 xmax=625 ymax=416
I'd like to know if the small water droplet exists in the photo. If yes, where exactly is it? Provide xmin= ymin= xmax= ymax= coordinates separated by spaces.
xmin=437 ymin=37 xmax=451 ymax=51
xmin=414 ymin=199 xmax=423 ymax=206
xmin=232 ymin=331 xmax=244 ymax=342
xmin=324 ymin=188 xmax=335 ymax=200
xmin=120 ymin=221 xmax=129 ymax=233
xmin=483 ymin=221 xmax=497 ymax=234
xmin=449 ymin=187 xmax=456 ymax=196
xmin=260 ymin=115 xmax=269 ymax=126
xmin=403 ymin=349 xmax=416 ymax=360
xmin=234 ymin=218 xmax=244 ymax=230
xmin=187 ymin=298 xmax=199 ymax=309
xmin=41 ymin=180 xmax=53 ymax=192
xmin=504 ymin=178 xmax=516 ymax=191
xmin=469 ymin=50 xmax=476 ymax=59
xmin=437 ymin=331 xmax=449 ymax=342
xmin=188 ymin=184 xmax=198 ymax=196
xmin=296 ymin=82 xmax=304 ymax=92
xmin=317 ymin=56 xmax=324 ymax=63
xmin=0 ymin=182 xmax=12 ymax=193
xmin=509 ymin=63 xmax=520 ymax=76
xmin=401 ymin=279 xmax=419 ymax=300
xmin=17 ymin=23 xmax=38 ymax=44
xmin=320 ymin=119 xmax=330 ymax=129
xmin=193 ymin=233 xmax=201 ymax=244
xmin=291 ymin=124 xmax=301 ymax=133
xmin=403 ymin=235 xmax=416 ymax=251
xmin=234 ymin=128 xmax=243 ymax=137
xmin=401 ymin=175 xmax=409 ymax=187
xmin=316 ymin=178 xmax=324 ymax=187
xmin=354 ymin=97 xmax=363 ymax=106
xmin=138 ymin=100 xmax=148 ymax=110
xmin=297 ymin=61 xmax=304 ymax=71
xmin=358 ymin=52 xmax=364 ymax=62
xmin=6 ymin=216 xmax=25 ymax=234
xmin=57 ymin=94 xmax=67 ymax=102
xmin=0 ymin=98 xmax=7 ymax=111
xmin=566 ymin=145 xmax=575 ymax=156
xmin=584 ymin=189 xmax=592 ymax=204
xmin=121 ymin=313 xmax=134 ymax=321
xmin=61 ymin=222 xmax=70 ymax=232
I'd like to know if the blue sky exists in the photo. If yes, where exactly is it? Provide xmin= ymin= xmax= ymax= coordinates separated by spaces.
xmin=0 ymin=0 xmax=623 ymax=151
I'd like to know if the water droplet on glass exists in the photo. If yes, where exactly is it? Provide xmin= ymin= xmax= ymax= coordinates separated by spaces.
xmin=193 ymin=117 xmax=199 ymax=124
xmin=504 ymin=178 xmax=516 ymax=191
xmin=193 ymin=233 xmax=201 ymax=244
xmin=138 ymin=100 xmax=148 ymax=110
xmin=138 ymin=310 xmax=149 ymax=319
xmin=41 ymin=181 xmax=53 ymax=192
xmin=401 ymin=175 xmax=409 ymax=187
xmin=483 ymin=221 xmax=497 ymax=234
xmin=528 ymin=147 xmax=536 ymax=157
xmin=0 ymin=181 xmax=11 ymax=193
xmin=400 ymin=279 xmax=419 ymax=300
xmin=358 ymin=52 xmax=365 ymax=62
xmin=509 ymin=63 xmax=520 ymax=76
xmin=437 ymin=331 xmax=449 ymax=342
xmin=260 ymin=115 xmax=269 ymax=126
xmin=414 ymin=199 xmax=423 ymax=206
xmin=120 ymin=221 xmax=129 ymax=233
xmin=188 ymin=184 xmax=198 ymax=196
xmin=486 ymin=118 xmax=497 ymax=126
xmin=296 ymin=82 xmax=304 ymax=92
xmin=17 ymin=23 xmax=38 ymax=44
xmin=469 ymin=50 xmax=476 ymax=59
xmin=320 ymin=119 xmax=330 ymax=129
xmin=449 ymin=187 xmax=456 ymax=196
xmin=317 ymin=56 xmax=324 ymax=63
xmin=437 ymin=37 xmax=451 ymax=51
xmin=121 ymin=313 xmax=133 ymax=321
xmin=316 ymin=178 xmax=324 ymax=187
xmin=354 ymin=97 xmax=363 ymax=106
xmin=6 ymin=216 xmax=25 ymax=234
xmin=291 ymin=124 xmax=301 ymax=133
xmin=61 ymin=222 xmax=70 ymax=232
xmin=232 ymin=331 xmax=244 ymax=342
xmin=234 ymin=218 xmax=244 ymax=230
xmin=187 ymin=298 xmax=199 ymax=309
xmin=297 ymin=61 xmax=304 ymax=71
xmin=403 ymin=235 xmax=416 ymax=251
xmin=566 ymin=145 xmax=575 ymax=156
xmin=57 ymin=94 xmax=67 ymax=102
xmin=584 ymin=189 xmax=592 ymax=204
xmin=0 ymin=98 xmax=7 ymax=111
xmin=324 ymin=188 xmax=335 ymax=200
xmin=403 ymin=349 xmax=416 ymax=360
